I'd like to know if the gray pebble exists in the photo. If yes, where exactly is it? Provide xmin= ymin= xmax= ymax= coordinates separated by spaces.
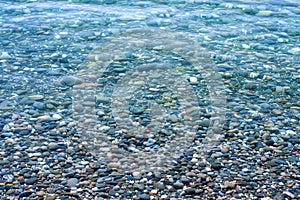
xmin=184 ymin=187 xmax=196 ymax=195
xmin=173 ymin=181 xmax=184 ymax=189
xmin=67 ymin=178 xmax=78 ymax=187
xmin=60 ymin=76 xmax=82 ymax=86
xmin=0 ymin=160 xmax=10 ymax=165
xmin=6 ymin=189 xmax=15 ymax=195
xmin=26 ymin=177 xmax=38 ymax=185
xmin=33 ymin=101 xmax=45 ymax=109
xmin=153 ymin=182 xmax=165 ymax=189
xmin=138 ymin=194 xmax=150 ymax=200
xmin=200 ymin=119 xmax=210 ymax=127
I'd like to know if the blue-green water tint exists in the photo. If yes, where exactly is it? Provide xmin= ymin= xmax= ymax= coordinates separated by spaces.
xmin=0 ymin=0 xmax=300 ymax=198
xmin=1 ymin=0 xmax=299 ymax=143
xmin=0 ymin=2 xmax=299 ymax=128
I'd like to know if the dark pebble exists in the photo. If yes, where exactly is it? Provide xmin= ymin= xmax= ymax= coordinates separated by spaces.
xmin=1 ymin=132 xmax=13 ymax=137
xmin=49 ymin=144 xmax=67 ymax=151
xmin=153 ymin=182 xmax=165 ymax=190
xmin=60 ymin=76 xmax=82 ymax=86
xmin=33 ymin=101 xmax=45 ymax=109
xmin=130 ymin=106 xmax=145 ymax=114
xmin=211 ymin=162 xmax=223 ymax=170
xmin=184 ymin=187 xmax=196 ymax=195
xmin=138 ymin=194 xmax=150 ymax=200
xmin=173 ymin=181 xmax=184 ymax=189
xmin=264 ymin=139 xmax=274 ymax=146
xmin=19 ymin=191 xmax=33 ymax=198
xmin=25 ymin=177 xmax=38 ymax=185
xmin=200 ymin=119 xmax=210 ymax=127
xmin=109 ymin=189 xmax=116 ymax=196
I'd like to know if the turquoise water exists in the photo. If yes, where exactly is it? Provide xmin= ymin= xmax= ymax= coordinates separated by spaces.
xmin=0 ymin=0 xmax=300 ymax=199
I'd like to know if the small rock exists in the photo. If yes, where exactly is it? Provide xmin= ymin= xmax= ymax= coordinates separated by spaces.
xmin=107 ymin=162 xmax=120 ymax=169
xmin=272 ymin=109 xmax=282 ymax=115
xmin=36 ymin=191 xmax=45 ymax=196
xmin=211 ymin=162 xmax=223 ymax=170
xmin=184 ymin=187 xmax=196 ymax=195
xmin=60 ymin=76 xmax=82 ymax=86
xmin=33 ymin=101 xmax=45 ymax=109
xmin=109 ymin=189 xmax=116 ymax=196
xmin=283 ymin=191 xmax=295 ymax=198
xmin=37 ymin=115 xmax=52 ymax=121
xmin=261 ymin=156 xmax=268 ymax=161
xmin=130 ymin=106 xmax=144 ymax=114
xmin=6 ymin=189 xmax=15 ymax=195
xmin=52 ymin=114 xmax=62 ymax=120
xmin=189 ymin=77 xmax=197 ymax=83
xmin=26 ymin=177 xmax=38 ymax=185
xmin=2 ymin=132 xmax=13 ymax=137
xmin=67 ymin=178 xmax=78 ymax=187
xmin=288 ymin=47 xmax=300 ymax=55
xmin=96 ymin=95 xmax=110 ymax=104
xmin=256 ymin=10 xmax=273 ymax=17
xmin=260 ymin=103 xmax=270 ymax=110
xmin=167 ymin=114 xmax=179 ymax=123
xmin=19 ymin=192 xmax=33 ymax=198
xmin=153 ymin=182 xmax=165 ymax=190
xmin=28 ymin=95 xmax=44 ymax=100
xmin=45 ymin=196 xmax=56 ymax=200
xmin=220 ymin=146 xmax=230 ymax=153
xmin=200 ymin=119 xmax=210 ymax=127
xmin=249 ymin=72 xmax=259 ymax=78
xmin=134 ymin=183 xmax=145 ymax=190
xmin=222 ymin=181 xmax=236 ymax=189
xmin=0 ymin=52 xmax=12 ymax=59
xmin=242 ymin=43 xmax=250 ymax=49
xmin=132 ymin=171 xmax=141 ymax=177
xmin=138 ymin=194 xmax=150 ymax=200
xmin=173 ymin=181 xmax=184 ymax=189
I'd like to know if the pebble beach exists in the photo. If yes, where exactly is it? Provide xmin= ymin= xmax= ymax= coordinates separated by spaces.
xmin=0 ymin=0 xmax=300 ymax=199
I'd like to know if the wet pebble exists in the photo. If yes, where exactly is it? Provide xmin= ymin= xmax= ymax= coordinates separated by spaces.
xmin=25 ymin=177 xmax=38 ymax=185
xmin=0 ymin=1 xmax=299 ymax=200
xmin=67 ymin=178 xmax=78 ymax=187
xmin=60 ymin=76 xmax=82 ymax=86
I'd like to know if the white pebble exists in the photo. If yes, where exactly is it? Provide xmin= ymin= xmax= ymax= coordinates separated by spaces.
xmin=132 ymin=171 xmax=140 ymax=177
xmin=288 ymin=47 xmax=300 ymax=55
xmin=242 ymin=44 xmax=250 ymax=49
xmin=285 ymin=130 xmax=296 ymax=135
xmin=189 ymin=77 xmax=197 ymax=83
xmin=249 ymin=72 xmax=259 ymax=78
xmin=37 ymin=115 xmax=51 ymax=121
xmin=283 ymin=191 xmax=295 ymax=198
xmin=52 ymin=114 xmax=62 ymax=120
xmin=0 ymin=52 xmax=12 ymax=59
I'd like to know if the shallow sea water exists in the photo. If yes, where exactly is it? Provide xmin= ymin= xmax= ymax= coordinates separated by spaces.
xmin=0 ymin=0 xmax=300 ymax=199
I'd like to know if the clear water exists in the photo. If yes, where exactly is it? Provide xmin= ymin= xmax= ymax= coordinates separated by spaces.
xmin=0 ymin=0 xmax=300 ymax=170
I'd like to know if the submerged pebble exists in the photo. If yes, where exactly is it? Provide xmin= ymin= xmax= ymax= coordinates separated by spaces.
xmin=0 ymin=0 xmax=299 ymax=199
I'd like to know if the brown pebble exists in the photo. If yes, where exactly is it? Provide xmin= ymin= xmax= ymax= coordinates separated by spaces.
xmin=30 ymin=157 xmax=38 ymax=161
xmin=261 ymin=156 xmax=268 ymax=161
xmin=107 ymin=162 xmax=120 ymax=169
xmin=250 ymin=140 xmax=258 ymax=145
xmin=220 ymin=146 xmax=230 ymax=153
xmin=228 ymin=129 xmax=239 ymax=133
xmin=45 ymin=196 xmax=56 ymax=200
xmin=229 ymin=137 xmax=238 ymax=141
xmin=272 ymin=109 xmax=282 ymax=115
xmin=36 ymin=191 xmax=45 ymax=197
xmin=222 ymin=181 xmax=236 ymax=189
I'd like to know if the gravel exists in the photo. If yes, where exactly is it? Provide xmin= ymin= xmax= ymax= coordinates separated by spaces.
xmin=0 ymin=0 xmax=299 ymax=199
